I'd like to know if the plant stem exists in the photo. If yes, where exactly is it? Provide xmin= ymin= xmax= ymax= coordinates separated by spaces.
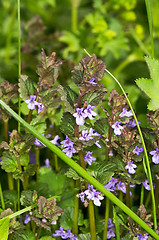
xmin=3 ymin=119 xmax=9 ymax=143
xmin=17 ymin=0 xmax=21 ymax=133
xmin=7 ymin=173 xmax=14 ymax=191
xmin=17 ymin=179 xmax=20 ymax=212
xmin=54 ymin=153 xmax=59 ymax=171
xmin=103 ymin=197 xmax=110 ymax=240
xmin=71 ymin=0 xmax=80 ymax=33
xmin=154 ymin=177 xmax=159 ymax=211
xmin=0 ymin=183 xmax=5 ymax=210
xmin=73 ymin=181 xmax=79 ymax=234
xmin=145 ymin=0 xmax=154 ymax=58
xmin=126 ymin=184 xmax=131 ymax=209
xmin=35 ymin=147 xmax=40 ymax=183
xmin=36 ymin=227 xmax=41 ymax=240
xmin=88 ymin=200 xmax=96 ymax=240
xmin=140 ymin=184 xmax=144 ymax=206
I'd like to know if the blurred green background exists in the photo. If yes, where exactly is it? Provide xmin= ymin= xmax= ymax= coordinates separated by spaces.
xmin=0 ymin=0 xmax=159 ymax=115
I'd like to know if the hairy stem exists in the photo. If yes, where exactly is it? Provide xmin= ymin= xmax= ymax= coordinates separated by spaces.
xmin=88 ymin=200 xmax=97 ymax=240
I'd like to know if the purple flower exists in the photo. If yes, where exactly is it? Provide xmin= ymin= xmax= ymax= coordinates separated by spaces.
xmin=107 ymin=228 xmax=115 ymax=239
xmin=125 ymin=161 xmax=137 ymax=174
xmin=84 ymin=184 xmax=95 ymax=200
xmin=60 ymin=135 xmax=74 ymax=148
xmin=119 ymin=108 xmax=133 ymax=117
xmin=25 ymin=95 xmax=38 ymax=110
xmin=37 ymin=103 xmax=44 ymax=113
xmin=73 ymin=108 xmax=87 ymax=125
xmin=62 ymin=145 xmax=76 ymax=158
xmin=109 ymin=149 xmax=113 ymax=156
xmin=84 ymin=105 xmax=97 ymax=120
xmin=95 ymin=140 xmax=101 ymax=148
xmin=104 ymin=177 xmax=118 ymax=192
xmin=79 ymin=129 xmax=93 ymax=141
xmin=84 ymin=151 xmax=96 ymax=165
xmin=116 ymin=181 xmax=126 ymax=193
xmin=108 ymin=218 xmax=114 ymax=228
xmin=53 ymin=227 xmax=66 ymax=238
xmin=126 ymin=119 xmax=141 ymax=128
xmin=77 ymin=192 xmax=85 ymax=202
xmin=137 ymin=233 xmax=149 ymax=240
xmin=142 ymin=180 xmax=155 ymax=191
xmin=133 ymin=146 xmax=144 ymax=155
xmin=53 ymin=228 xmax=77 ymax=239
xmin=50 ymin=135 xmax=60 ymax=145
xmin=112 ymin=121 xmax=124 ymax=135
xmin=45 ymin=158 xmax=52 ymax=169
xmin=92 ymin=191 xmax=104 ymax=206
xmin=24 ymin=214 xmax=31 ymax=224
xmin=88 ymin=78 xmax=97 ymax=85
xmin=150 ymin=148 xmax=159 ymax=164
xmin=34 ymin=134 xmax=46 ymax=147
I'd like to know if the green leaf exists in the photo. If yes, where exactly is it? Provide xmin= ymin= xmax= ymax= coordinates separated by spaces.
xmin=72 ymin=62 xmax=84 ymax=85
xmin=1 ymin=150 xmax=18 ymax=173
xmin=39 ymin=237 xmax=53 ymax=240
xmin=4 ymin=190 xmax=18 ymax=204
xmin=78 ymin=233 xmax=91 ymax=240
xmin=65 ymin=168 xmax=84 ymax=181
xmin=30 ymin=115 xmax=47 ymax=134
xmin=145 ymin=56 xmax=159 ymax=90
xmin=14 ymin=229 xmax=36 ymax=240
xmin=20 ymin=153 xmax=29 ymax=166
xmin=94 ymin=118 xmax=109 ymax=135
xmin=58 ymin=85 xmax=78 ymax=113
xmin=20 ymin=190 xmax=35 ymax=207
xmin=39 ymin=167 xmax=69 ymax=195
xmin=60 ymin=112 xmax=75 ymax=136
xmin=135 ymin=78 xmax=158 ymax=100
xmin=60 ymin=207 xmax=84 ymax=230
xmin=148 ymin=98 xmax=159 ymax=111
xmin=39 ymin=87 xmax=61 ymax=108
xmin=82 ymin=89 xmax=107 ymax=106
xmin=18 ymin=75 xmax=35 ymax=101
xmin=0 ymin=217 xmax=10 ymax=240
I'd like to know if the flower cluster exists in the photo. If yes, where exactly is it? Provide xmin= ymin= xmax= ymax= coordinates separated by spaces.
xmin=84 ymin=151 xmax=96 ymax=165
xmin=52 ymin=227 xmax=77 ymax=240
xmin=34 ymin=134 xmax=60 ymax=147
xmin=25 ymin=95 xmax=44 ymax=113
xmin=73 ymin=105 xmax=97 ymax=125
xmin=112 ymin=121 xmax=124 ymax=135
xmin=119 ymin=108 xmax=133 ymax=117
xmin=142 ymin=179 xmax=155 ymax=191
xmin=150 ymin=148 xmax=159 ymax=164
xmin=133 ymin=146 xmax=144 ymax=155
xmin=137 ymin=233 xmax=149 ymax=240
xmin=104 ymin=177 xmax=135 ymax=194
xmin=77 ymin=184 xmax=104 ymax=207
xmin=106 ymin=218 xmax=116 ymax=239
xmin=60 ymin=135 xmax=76 ymax=158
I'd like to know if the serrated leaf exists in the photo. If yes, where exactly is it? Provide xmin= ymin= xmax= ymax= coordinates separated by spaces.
xmin=147 ymin=98 xmax=159 ymax=111
xmin=60 ymin=112 xmax=75 ymax=136
xmin=39 ymin=237 xmax=53 ymax=240
xmin=0 ymin=217 xmax=10 ymax=240
xmin=135 ymin=78 xmax=158 ymax=100
xmin=20 ymin=190 xmax=35 ymax=207
xmin=38 ymin=87 xmax=61 ymax=108
xmin=145 ymin=56 xmax=159 ymax=90
xmin=4 ymin=190 xmax=18 ymax=204
xmin=18 ymin=75 xmax=35 ymax=101
xmin=82 ymin=89 xmax=107 ymax=106
xmin=72 ymin=62 xmax=84 ymax=84
xmin=1 ymin=150 xmax=18 ymax=172
xmin=60 ymin=207 xmax=84 ymax=230
xmin=58 ymin=85 xmax=78 ymax=113
xmin=30 ymin=115 xmax=47 ymax=134
xmin=65 ymin=168 xmax=84 ymax=181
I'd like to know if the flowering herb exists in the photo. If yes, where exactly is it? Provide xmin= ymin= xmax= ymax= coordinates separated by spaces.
xmin=112 ymin=121 xmax=124 ymax=135
xmin=84 ymin=151 xmax=96 ymax=165
xmin=133 ymin=146 xmax=144 ymax=155
xmin=125 ymin=161 xmax=137 ymax=174
xmin=25 ymin=95 xmax=38 ymax=110
xmin=119 ymin=108 xmax=133 ymax=117
xmin=150 ymin=148 xmax=159 ymax=164
xmin=73 ymin=108 xmax=87 ymax=125
xmin=88 ymin=78 xmax=97 ymax=85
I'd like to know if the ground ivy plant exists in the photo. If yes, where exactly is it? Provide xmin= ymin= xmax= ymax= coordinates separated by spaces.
xmin=0 ymin=51 xmax=159 ymax=240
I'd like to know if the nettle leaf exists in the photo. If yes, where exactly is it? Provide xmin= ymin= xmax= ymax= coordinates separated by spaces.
xmin=94 ymin=118 xmax=109 ymax=135
xmin=65 ymin=168 xmax=84 ymax=181
xmin=18 ymin=75 xmax=36 ymax=101
xmin=0 ymin=81 xmax=18 ymax=104
xmin=72 ymin=62 xmax=84 ymax=85
xmin=60 ymin=207 xmax=84 ymax=230
xmin=38 ymin=87 xmax=61 ymax=108
xmin=82 ymin=88 xmax=107 ymax=106
xmin=20 ymin=190 xmax=36 ymax=207
xmin=60 ymin=112 xmax=75 ymax=136
xmin=14 ymin=229 xmax=35 ymax=240
xmin=1 ymin=150 xmax=18 ymax=173
xmin=0 ymin=217 xmax=10 ymax=240
xmin=58 ymin=85 xmax=78 ymax=113
xmin=136 ymin=57 xmax=159 ymax=111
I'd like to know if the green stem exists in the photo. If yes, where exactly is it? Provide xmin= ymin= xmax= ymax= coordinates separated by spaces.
xmin=17 ymin=179 xmax=20 ymax=212
xmin=7 ymin=173 xmax=14 ymax=191
xmin=126 ymin=184 xmax=131 ymax=209
xmin=1 ymin=100 xmax=159 ymax=240
xmin=140 ymin=184 xmax=144 ymax=206
xmin=17 ymin=0 xmax=21 ymax=133
xmin=103 ymin=197 xmax=110 ymax=240
xmin=105 ymin=68 xmax=157 ymax=230
xmin=113 ymin=206 xmax=120 ymax=240
xmin=73 ymin=181 xmax=79 ymax=234
xmin=0 ymin=183 xmax=5 ymax=210
xmin=88 ymin=200 xmax=96 ymax=240
xmin=71 ymin=0 xmax=80 ymax=33
xmin=36 ymin=227 xmax=41 ymax=240
xmin=35 ymin=147 xmax=40 ymax=183
xmin=54 ymin=153 xmax=59 ymax=171
xmin=3 ymin=119 xmax=9 ymax=143
xmin=154 ymin=178 xmax=159 ymax=211
xmin=145 ymin=0 xmax=154 ymax=58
